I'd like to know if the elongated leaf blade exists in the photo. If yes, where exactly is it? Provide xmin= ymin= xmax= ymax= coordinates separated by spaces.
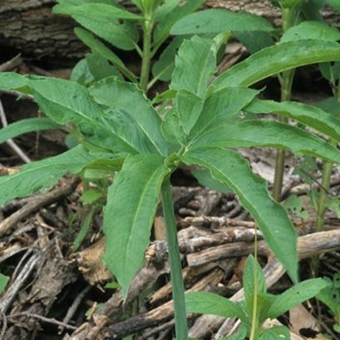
xmin=171 ymin=9 xmax=273 ymax=35
xmin=192 ymin=120 xmax=340 ymax=164
xmin=182 ymin=147 xmax=298 ymax=283
xmin=259 ymin=327 xmax=290 ymax=340
xmin=175 ymin=90 xmax=203 ymax=135
xmin=0 ymin=145 xmax=97 ymax=206
xmin=0 ymin=118 xmax=60 ymax=145
xmin=53 ymin=3 xmax=141 ymax=20
xmin=103 ymin=154 xmax=170 ymax=298
xmin=212 ymin=40 xmax=340 ymax=90
xmin=54 ymin=4 xmax=139 ymax=50
xmin=185 ymin=291 xmax=247 ymax=321
xmin=267 ymin=278 xmax=330 ymax=318
xmin=74 ymin=28 xmax=137 ymax=82
xmin=243 ymin=255 xmax=267 ymax=318
xmin=246 ymin=99 xmax=340 ymax=142
xmin=0 ymin=273 xmax=9 ymax=294
xmin=89 ymin=77 xmax=168 ymax=156
xmin=281 ymin=21 xmax=340 ymax=43
xmin=189 ymin=87 xmax=259 ymax=139
xmin=171 ymin=36 xmax=216 ymax=98
xmin=152 ymin=36 xmax=183 ymax=82
xmin=0 ymin=73 xmax=154 ymax=154
xmin=153 ymin=0 xmax=206 ymax=46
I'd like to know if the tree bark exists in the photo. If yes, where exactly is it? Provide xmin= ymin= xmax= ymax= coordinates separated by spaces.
xmin=0 ymin=0 xmax=86 ymax=61
xmin=0 ymin=1 xmax=339 ymax=62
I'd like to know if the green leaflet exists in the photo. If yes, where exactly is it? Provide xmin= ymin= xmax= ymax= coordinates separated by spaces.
xmin=153 ymin=0 xmax=206 ymax=47
xmin=267 ymin=278 xmax=330 ymax=318
xmin=154 ymin=0 xmax=181 ymax=21
xmin=211 ymin=40 xmax=340 ymax=90
xmin=170 ymin=9 xmax=273 ymax=35
xmin=245 ymin=99 xmax=340 ymax=142
xmin=170 ymin=36 xmax=216 ymax=98
xmin=103 ymin=154 xmax=170 ymax=298
xmin=0 ymin=118 xmax=61 ymax=145
xmin=189 ymin=87 xmax=259 ymax=139
xmin=0 ymin=73 xmax=160 ymax=155
xmin=54 ymin=3 xmax=139 ymax=50
xmin=259 ymin=327 xmax=290 ymax=340
xmin=0 ymin=145 xmax=97 ymax=206
xmin=192 ymin=120 xmax=340 ymax=164
xmin=74 ymin=28 xmax=137 ymax=82
xmin=152 ymin=36 xmax=184 ymax=82
xmin=175 ymin=91 xmax=203 ymax=135
xmin=281 ymin=21 xmax=340 ymax=43
xmin=54 ymin=2 xmax=141 ymax=20
xmin=243 ymin=255 xmax=268 ymax=322
xmin=182 ymin=147 xmax=298 ymax=283
xmin=0 ymin=273 xmax=9 ymax=294
xmin=244 ymin=99 xmax=340 ymax=141
xmin=89 ymin=77 xmax=168 ymax=156
xmin=185 ymin=291 xmax=247 ymax=321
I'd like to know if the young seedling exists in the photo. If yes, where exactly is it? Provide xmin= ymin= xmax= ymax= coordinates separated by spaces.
xmin=186 ymin=255 xmax=330 ymax=340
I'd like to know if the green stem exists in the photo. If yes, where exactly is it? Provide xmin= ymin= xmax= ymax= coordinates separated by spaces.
xmin=272 ymin=70 xmax=294 ymax=201
xmin=316 ymin=142 xmax=335 ymax=232
xmin=272 ymin=3 xmax=301 ymax=201
xmin=161 ymin=176 xmax=188 ymax=340
xmin=139 ymin=18 xmax=153 ymax=93
xmin=249 ymin=228 xmax=259 ymax=340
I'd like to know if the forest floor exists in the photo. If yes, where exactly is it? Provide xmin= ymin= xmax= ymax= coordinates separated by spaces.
xmin=1 ymin=50 xmax=340 ymax=340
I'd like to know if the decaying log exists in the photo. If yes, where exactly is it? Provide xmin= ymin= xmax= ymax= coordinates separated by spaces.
xmin=0 ymin=1 xmax=339 ymax=61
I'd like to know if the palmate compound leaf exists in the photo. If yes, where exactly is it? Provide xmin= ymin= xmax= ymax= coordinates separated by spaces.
xmin=245 ymin=99 xmax=340 ymax=142
xmin=191 ymin=120 xmax=340 ymax=164
xmin=0 ymin=145 xmax=105 ymax=206
xmin=211 ymin=40 xmax=340 ymax=91
xmin=103 ymin=154 xmax=170 ymax=298
xmin=182 ymin=147 xmax=298 ymax=283
xmin=0 ymin=73 xmax=164 ymax=155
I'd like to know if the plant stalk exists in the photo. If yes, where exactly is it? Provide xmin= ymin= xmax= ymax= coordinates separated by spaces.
xmin=272 ymin=69 xmax=294 ymax=201
xmin=273 ymin=3 xmax=303 ymax=201
xmin=140 ymin=18 xmax=153 ymax=93
xmin=316 ymin=158 xmax=333 ymax=232
xmin=249 ymin=228 xmax=259 ymax=340
xmin=161 ymin=176 xmax=188 ymax=340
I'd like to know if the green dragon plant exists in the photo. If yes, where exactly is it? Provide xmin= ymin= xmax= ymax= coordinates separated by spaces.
xmin=2 ymin=35 xmax=340 ymax=338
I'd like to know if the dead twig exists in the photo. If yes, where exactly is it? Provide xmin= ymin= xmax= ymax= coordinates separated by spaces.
xmin=0 ymin=97 xmax=32 ymax=163
xmin=7 ymin=312 xmax=77 ymax=331
xmin=0 ymin=54 xmax=22 ymax=72
xmin=59 ymin=285 xmax=92 ymax=334
xmin=0 ymin=177 xmax=80 ymax=236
